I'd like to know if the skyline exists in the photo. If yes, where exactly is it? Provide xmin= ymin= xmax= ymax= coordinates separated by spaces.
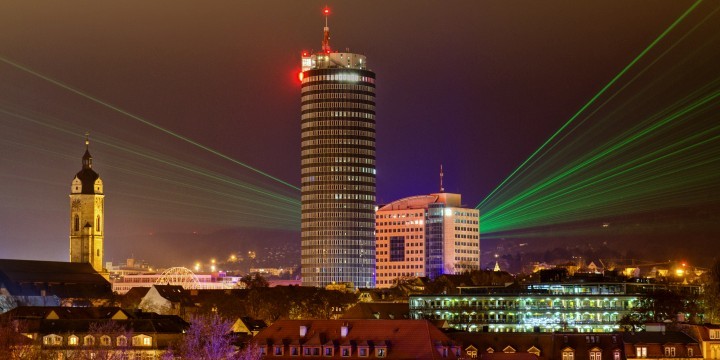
xmin=0 ymin=1 xmax=718 ymax=266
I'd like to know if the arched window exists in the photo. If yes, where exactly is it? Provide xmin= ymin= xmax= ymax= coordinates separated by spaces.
xmin=74 ymin=215 xmax=80 ymax=232
xmin=68 ymin=335 xmax=79 ymax=346
xmin=117 ymin=335 xmax=127 ymax=347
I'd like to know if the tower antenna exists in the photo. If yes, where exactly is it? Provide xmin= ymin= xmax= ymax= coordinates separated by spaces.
xmin=85 ymin=131 xmax=90 ymax=148
xmin=440 ymin=164 xmax=445 ymax=192
xmin=322 ymin=7 xmax=331 ymax=53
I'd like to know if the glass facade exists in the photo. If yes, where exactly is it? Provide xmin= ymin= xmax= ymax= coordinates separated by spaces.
xmin=409 ymin=282 xmax=701 ymax=333
xmin=300 ymin=52 xmax=376 ymax=288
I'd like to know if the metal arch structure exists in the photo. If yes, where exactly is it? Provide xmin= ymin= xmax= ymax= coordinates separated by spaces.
xmin=154 ymin=267 xmax=201 ymax=289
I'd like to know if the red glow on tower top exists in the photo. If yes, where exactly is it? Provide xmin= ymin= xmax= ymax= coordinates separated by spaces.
xmin=322 ymin=7 xmax=331 ymax=53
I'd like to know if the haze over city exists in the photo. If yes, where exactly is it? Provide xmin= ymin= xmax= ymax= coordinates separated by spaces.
xmin=0 ymin=1 xmax=718 ymax=267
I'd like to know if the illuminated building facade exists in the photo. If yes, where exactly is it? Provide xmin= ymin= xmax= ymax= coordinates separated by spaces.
xmin=69 ymin=136 xmax=105 ymax=273
xmin=375 ymin=192 xmax=480 ymax=288
xmin=300 ymin=9 xmax=376 ymax=288
xmin=409 ymin=282 xmax=701 ymax=333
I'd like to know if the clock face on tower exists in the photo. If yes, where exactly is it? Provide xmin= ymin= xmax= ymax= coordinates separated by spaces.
xmin=71 ymin=199 xmax=81 ymax=210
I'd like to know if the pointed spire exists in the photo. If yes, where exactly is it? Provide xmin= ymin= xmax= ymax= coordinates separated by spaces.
xmin=82 ymin=132 xmax=93 ymax=169
xmin=440 ymin=164 xmax=445 ymax=192
xmin=322 ymin=7 xmax=331 ymax=53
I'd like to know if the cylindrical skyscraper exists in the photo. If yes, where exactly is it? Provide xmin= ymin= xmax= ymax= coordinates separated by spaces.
xmin=300 ymin=9 xmax=376 ymax=288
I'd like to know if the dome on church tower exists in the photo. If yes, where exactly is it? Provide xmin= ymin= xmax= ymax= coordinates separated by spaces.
xmin=71 ymin=137 xmax=102 ymax=195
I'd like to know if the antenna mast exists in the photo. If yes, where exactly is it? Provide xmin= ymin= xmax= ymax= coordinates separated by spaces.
xmin=322 ymin=7 xmax=331 ymax=53
xmin=440 ymin=164 xmax=445 ymax=192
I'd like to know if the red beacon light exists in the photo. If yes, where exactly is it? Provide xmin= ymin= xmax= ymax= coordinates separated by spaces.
xmin=323 ymin=8 xmax=330 ymax=15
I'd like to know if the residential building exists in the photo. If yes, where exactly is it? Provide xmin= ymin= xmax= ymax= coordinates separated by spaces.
xmin=138 ymin=284 xmax=197 ymax=320
xmin=69 ymin=136 xmax=105 ymax=274
xmin=622 ymin=326 xmax=701 ymax=359
xmin=448 ymin=332 xmax=625 ymax=360
xmin=300 ymin=9 xmax=377 ymax=288
xmin=1 ymin=306 xmax=188 ymax=359
xmin=375 ymin=192 xmax=480 ymax=288
xmin=678 ymin=323 xmax=720 ymax=359
xmin=252 ymin=319 xmax=461 ymax=359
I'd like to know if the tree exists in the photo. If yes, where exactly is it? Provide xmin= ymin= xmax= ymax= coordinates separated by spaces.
xmin=240 ymin=274 xmax=269 ymax=289
xmin=701 ymin=259 xmax=720 ymax=324
xmin=172 ymin=314 xmax=239 ymax=360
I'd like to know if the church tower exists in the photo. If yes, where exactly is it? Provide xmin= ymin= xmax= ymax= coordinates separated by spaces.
xmin=69 ymin=135 xmax=105 ymax=273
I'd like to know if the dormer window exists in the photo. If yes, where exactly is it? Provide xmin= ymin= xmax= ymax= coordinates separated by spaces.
xmin=43 ymin=334 xmax=62 ymax=346
xmin=324 ymin=346 xmax=333 ymax=356
xmin=84 ymin=335 xmax=95 ymax=346
xmin=117 ymin=335 xmax=127 ymax=347
xmin=636 ymin=346 xmax=647 ymax=358
xmin=290 ymin=346 xmax=299 ymax=356
xmin=274 ymin=345 xmax=283 ymax=355
xmin=100 ymin=335 xmax=111 ymax=346
xmin=664 ymin=347 xmax=676 ymax=357
xmin=358 ymin=346 xmax=369 ymax=357
xmin=340 ymin=346 xmax=351 ymax=357
xmin=562 ymin=347 xmax=574 ymax=360
xmin=710 ymin=329 xmax=720 ymax=339
xmin=68 ymin=335 xmax=79 ymax=346
xmin=589 ymin=347 xmax=602 ymax=360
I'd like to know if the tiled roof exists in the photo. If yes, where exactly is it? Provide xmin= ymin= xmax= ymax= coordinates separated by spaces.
xmin=254 ymin=319 xmax=458 ymax=359
xmin=0 ymin=259 xmax=111 ymax=298
xmin=340 ymin=302 xmax=409 ymax=320
xmin=151 ymin=285 xmax=195 ymax=306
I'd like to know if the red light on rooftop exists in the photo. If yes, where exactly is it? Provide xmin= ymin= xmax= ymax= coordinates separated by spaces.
xmin=323 ymin=7 xmax=330 ymax=15
xmin=302 ymin=51 xmax=309 ymax=57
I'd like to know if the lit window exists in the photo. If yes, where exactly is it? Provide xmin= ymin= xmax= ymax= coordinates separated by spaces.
xmin=637 ymin=346 xmax=647 ymax=358
xmin=562 ymin=350 xmax=574 ymax=360
xmin=84 ymin=335 xmax=95 ymax=346
xmin=100 ymin=336 xmax=111 ymax=346
xmin=68 ymin=335 xmax=78 ymax=346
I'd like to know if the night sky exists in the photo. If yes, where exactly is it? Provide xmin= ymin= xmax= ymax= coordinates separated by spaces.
xmin=1 ymin=1 xmax=718 ymax=267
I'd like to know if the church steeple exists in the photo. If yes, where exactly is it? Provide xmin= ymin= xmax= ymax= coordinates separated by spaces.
xmin=70 ymin=132 xmax=105 ymax=274
xmin=82 ymin=133 xmax=92 ymax=169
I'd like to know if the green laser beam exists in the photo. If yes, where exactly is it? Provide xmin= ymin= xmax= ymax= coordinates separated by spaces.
xmin=0 ymin=55 xmax=301 ymax=192
xmin=477 ymin=0 xmax=704 ymax=209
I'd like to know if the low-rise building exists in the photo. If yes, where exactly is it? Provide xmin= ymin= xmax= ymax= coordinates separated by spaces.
xmin=253 ymin=319 xmax=461 ymax=359
xmin=409 ymin=282 xmax=701 ymax=333
xmin=1 ymin=306 xmax=188 ymax=359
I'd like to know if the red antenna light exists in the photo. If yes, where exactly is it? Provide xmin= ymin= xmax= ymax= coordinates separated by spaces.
xmin=323 ymin=7 xmax=330 ymax=15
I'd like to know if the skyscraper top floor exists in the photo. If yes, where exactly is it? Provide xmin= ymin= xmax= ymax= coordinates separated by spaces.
xmin=302 ymin=52 xmax=368 ymax=71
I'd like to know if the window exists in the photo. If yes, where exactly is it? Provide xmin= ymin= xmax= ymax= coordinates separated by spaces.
xmin=274 ymin=346 xmax=283 ymax=355
xmin=359 ymin=347 xmax=368 ymax=357
xmin=324 ymin=347 xmax=333 ymax=356
xmin=665 ymin=347 xmax=676 ymax=357
xmin=117 ymin=336 xmax=127 ymax=347
xmin=711 ymin=330 xmax=720 ymax=339
xmin=614 ymin=350 xmax=621 ymax=360
xmin=590 ymin=350 xmax=602 ymax=360
xmin=84 ymin=335 xmax=95 ymax=346
xmin=636 ymin=346 xmax=647 ymax=358
xmin=43 ymin=334 xmax=62 ymax=346
xmin=290 ymin=346 xmax=299 ymax=356
xmin=100 ymin=336 xmax=111 ymax=346
xmin=688 ymin=348 xmax=693 ymax=357
xmin=377 ymin=348 xmax=386 ymax=357
xmin=132 ymin=335 xmax=152 ymax=347
xmin=68 ymin=335 xmax=79 ymax=346
xmin=340 ymin=347 xmax=350 ymax=357
xmin=74 ymin=215 xmax=80 ymax=231
xmin=562 ymin=350 xmax=574 ymax=360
